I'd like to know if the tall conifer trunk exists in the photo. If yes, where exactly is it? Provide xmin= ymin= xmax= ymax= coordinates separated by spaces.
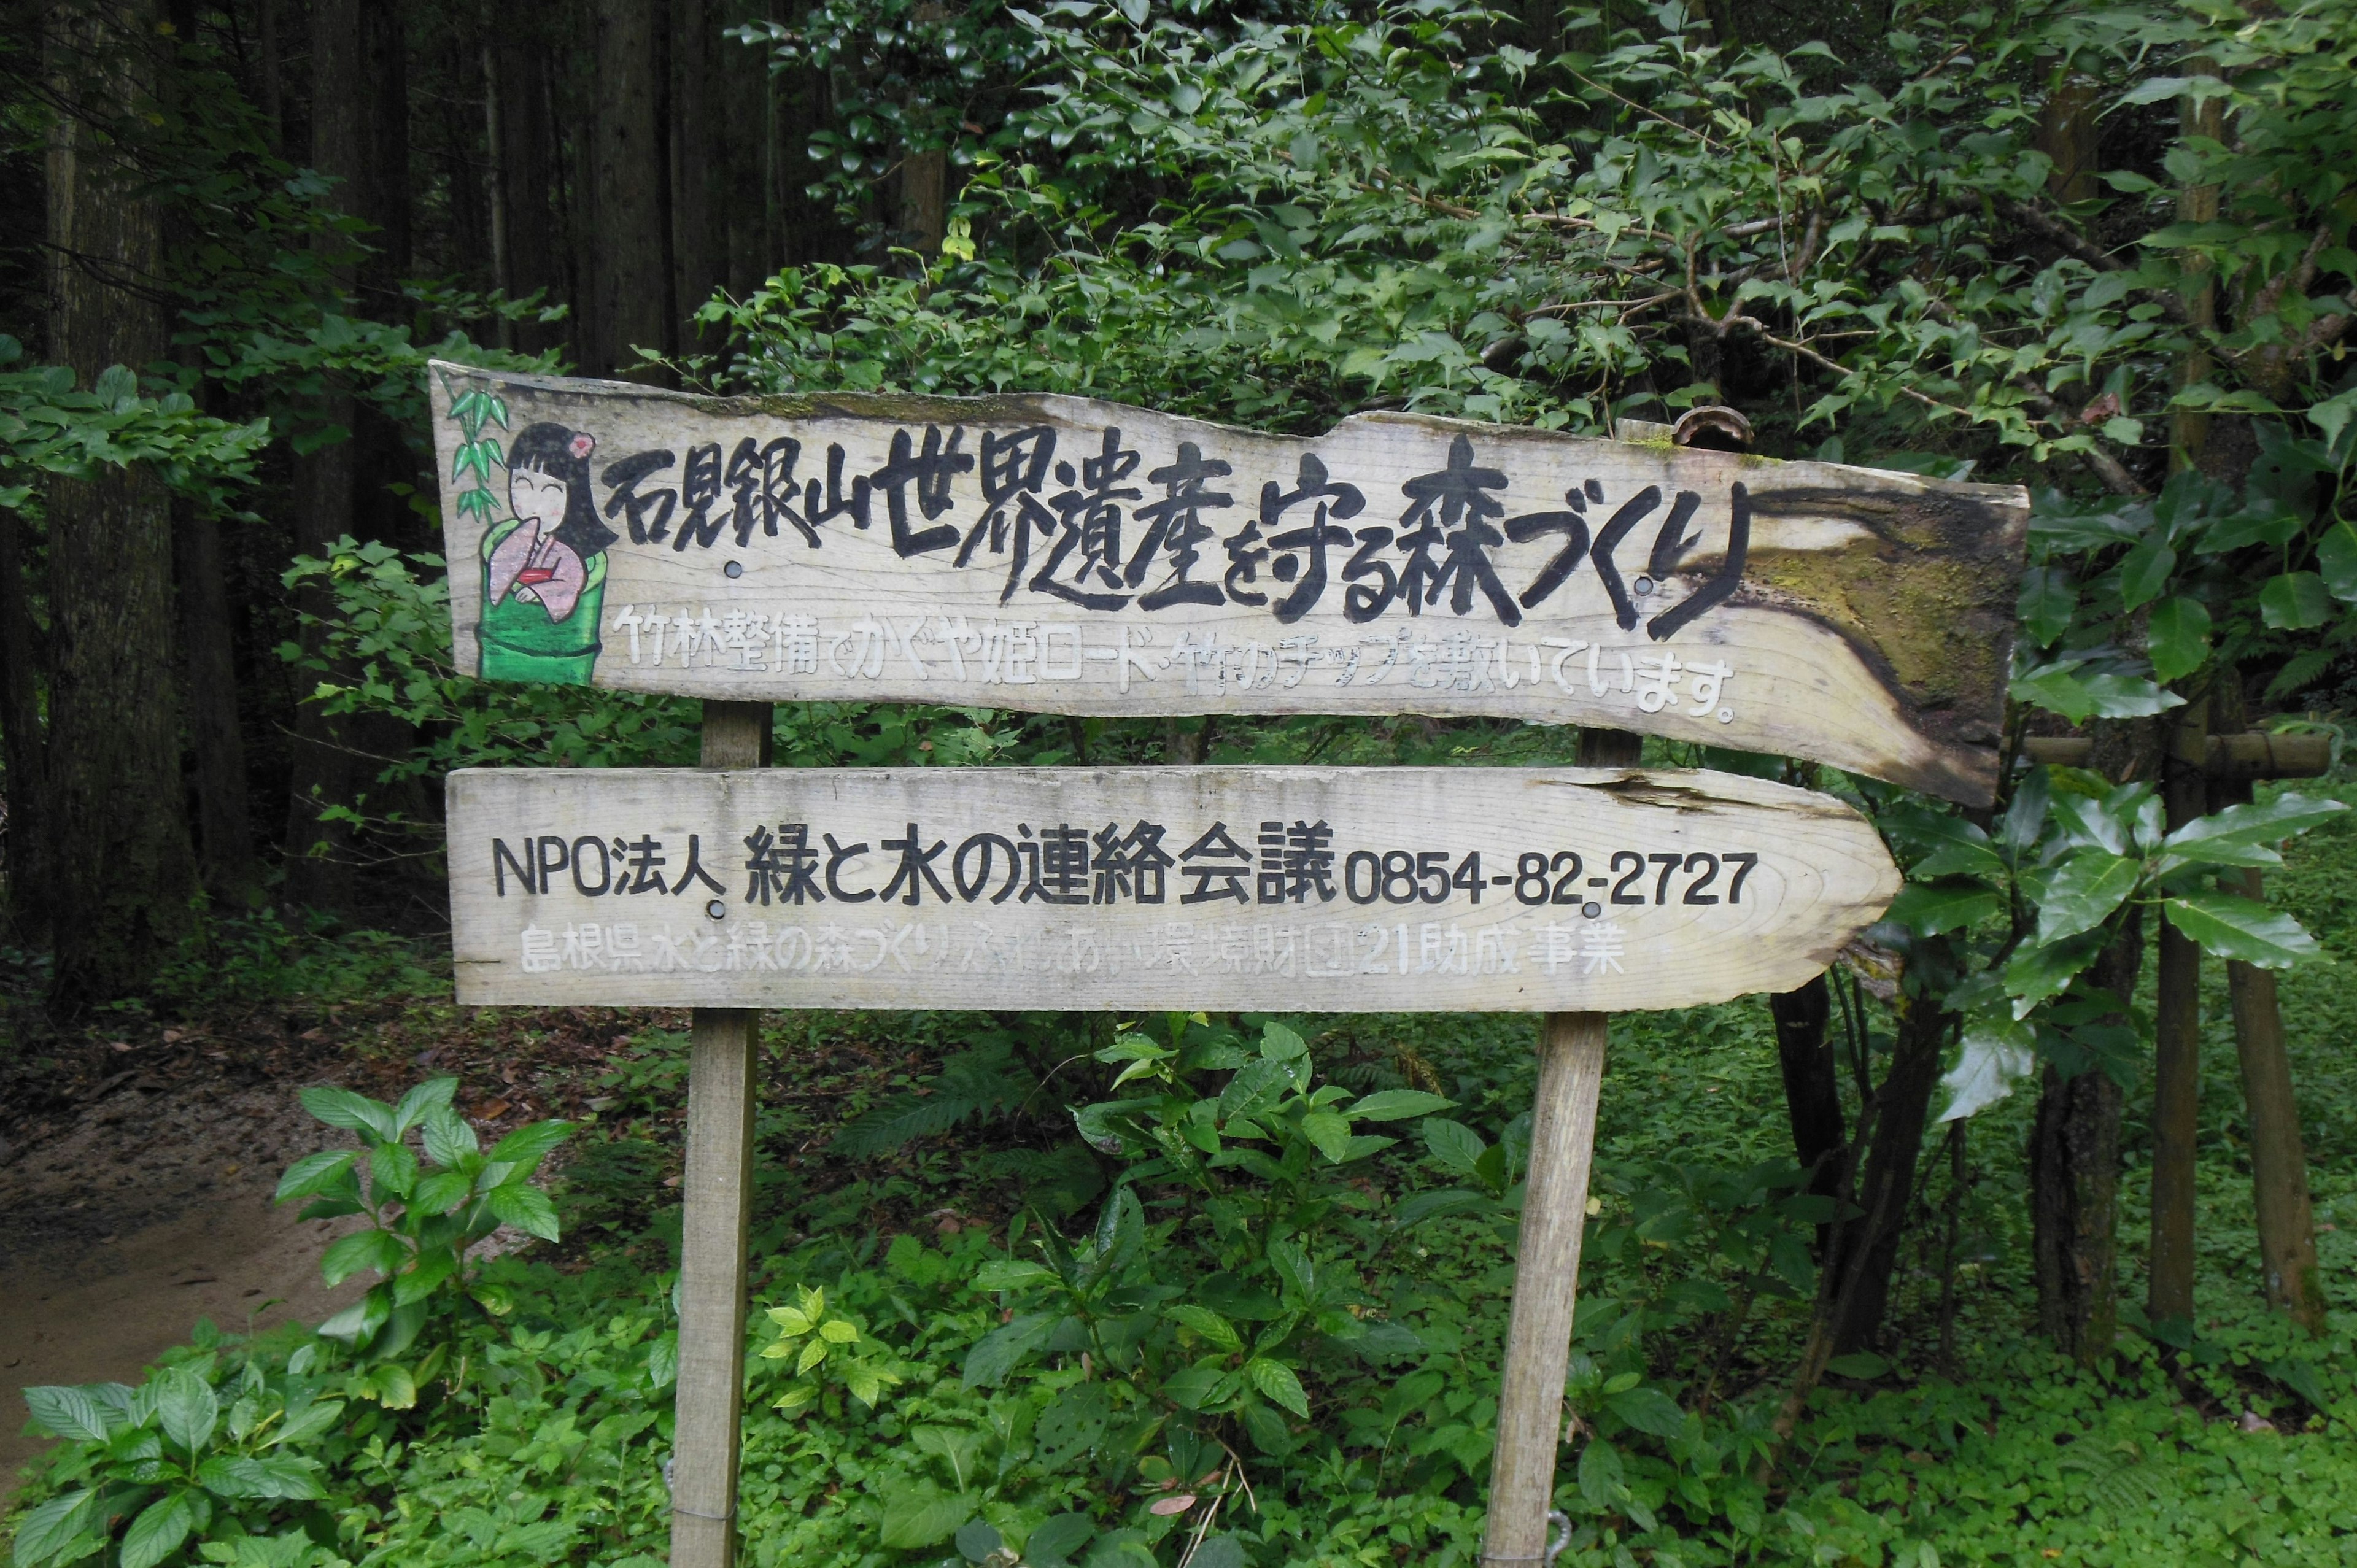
xmin=44 ymin=0 xmax=199 ymax=1008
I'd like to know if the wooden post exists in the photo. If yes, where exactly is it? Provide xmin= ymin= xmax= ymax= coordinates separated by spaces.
xmin=1482 ymin=1011 xmax=1609 ymax=1566
xmin=671 ymin=700 xmax=771 ymax=1568
xmin=2217 ymin=786 xmax=2329 ymax=1334
xmin=1482 ymin=725 xmax=1639 ymax=1566
xmin=2148 ymin=697 xmax=2207 ymax=1329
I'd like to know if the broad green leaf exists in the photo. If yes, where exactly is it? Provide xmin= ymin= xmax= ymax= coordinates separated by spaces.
xmin=970 ymin=1259 xmax=1057 ymax=1292
xmin=1245 ymin=1356 xmax=1310 ymax=1417
xmin=273 ymin=1150 xmax=358 ymax=1203
xmin=1343 ymin=1089 xmax=1456 ymax=1122
xmin=2145 ymin=595 xmax=2211 ymax=682
xmin=1604 ymin=1385 xmax=1684 ymax=1438
xmin=1167 ymin=1305 xmax=1244 ymax=1352
xmin=2017 ymin=566 xmax=2075 ymax=646
xmin=1421 ymin=1118 xmax=1485 ymax=1175
xmin=2002 ymin=932 xmax=2105 ymax=1018
xmin=2164 ymin=894 xmax=2321 ymax=968
xmin=2035 ymin=851 xmax=2141 ymax=944
xmin=315 ymin=1286 xmax=390 ymax=1346
xmin=391 ymin=1078 xmax=459 ymax=1136
xmin=1299 ymin=1110 xmax=1354 ymax=1162
xmin=878 ymin=1483 xmax=972 ymax=1550
xmin=119 ymin=1492 xmax=198 ymax=1568
xmin=10 ymin=1488 xmax=103 ymax=1568
xmin=368 ymin=1140 xmax=419 ymax=1200
xmin=1259 ymin=1021 xmax=1308 ymax=1060
xmin=155 ymin=1371 xmax=217 ymax=1456
xmin=320 ymin=1229 xmax=402 ymax=1286
xmin=2116 ymin=536 xmax=2175 ymax=612
xmin=411 ymin=1170 xmax=472 ymax=1216
xmin=2259 ymin=571 xmax=2331 ymax=631
xmin=818 ymin=1318 xmax=859 ymax=1344
xmin=1937 ymin=1019 xmax=2036 ymax=1122
xmin=962 ymin=1313 xmax=1056 ymax=1388
xmin=2076 ymin=673 xmax=2183 ymax=720
xmin=22 ymin=1385 xmax=113 ymax=1443
xmin=2318 ymin=520 xmax=2357 ymax=602
xmin=391 ymin=1246 xmax=459 ymax=1307
xmin=487 ymin=1120 xmax=573 ymax=1170
xmin=299 ymin=1086 xmax=395 ymax=1142
xmin=486 ymin=1181 xmax=560 ymax=1242
xmin=1886 ymin=881 xmax=2001 ymax=936
xmin=1578 ymin=1437 xmax=1627 ymax=1511
xmin=196 ymin=1456 xmax=323 ymax=1502
xmin=2158 ymin=792 xmax=2347 ymax=874
xmin=422 ymin=1105 xmax=479 ymax=1168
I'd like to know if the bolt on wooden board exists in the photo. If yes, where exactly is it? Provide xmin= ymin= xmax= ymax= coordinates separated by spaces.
xmin=430 ymin=363 xmax=2028 ymax=805
xmin=446 ymin=765 xmax=1900 ymax=1012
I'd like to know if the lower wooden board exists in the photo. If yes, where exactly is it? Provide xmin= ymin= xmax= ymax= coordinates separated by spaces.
xmin=447 ymin=766 xmax=1898 ymax=1011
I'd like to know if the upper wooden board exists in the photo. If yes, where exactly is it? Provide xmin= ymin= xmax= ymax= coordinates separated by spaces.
xmin=446 ymin=765 xmax=1900 ymax=1012
xmin=430 ymin=363 xmax=2028 ymax=805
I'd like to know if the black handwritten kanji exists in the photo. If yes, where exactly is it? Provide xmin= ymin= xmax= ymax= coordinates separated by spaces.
xmin=1030 ymin=426 xmax=1142 ymax=611
xmin=1178 ymin=821 xmax=1254 ymax=905
xmin=823 ymin=833 xmax=875 ymax=902
xmin=743 ymin=824 xmax=826 ymax=905
xmin=1126 ymin=441 xmax=1233 ymax=611
xmin=601 ymin=450 xmax=677 ymax=544
xmin=872 ymin=426 xmax=972 ymax=557
xmin=615 ymin=834 xmax=668 ymax=894
xmin=1263 ymin=453 xmax=1364 ymax=624
xmin=957 ymin=427 xmax=1059 ymax=601
xmin=726 ymin=436 xmax=815 ymax=547
xmin=1396 ymin=434 xmax=1518 ymax=625
xmin=671 ymin=442 xmax=728 ymax=551
xmin=803 ymin=443 xmax=872 ymax=533
xmin=880 ymin=822 xmax=951 ymax=905
xmin=670 ymin=833 xmax=726 ymax=897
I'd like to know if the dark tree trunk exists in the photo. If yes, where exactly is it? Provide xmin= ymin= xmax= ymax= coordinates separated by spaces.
xmin=44 ymin=0 xmax=199 ymax=1009
xmin=2148 ymin=698 xmax=2210 ymax=1330
xmin=587 ymin=0 xmax=675 ymax=375
xmin=0 ymin=503 xmax=48 ymax=939
xmin=1770 ymin=975 xmax=1846 ymax=1207
xmin=174 ymin=492 xmax=257 ymax=902
xmin=486 ymin=10 xmax=566 ymax=355
xmin=2031 ymin=909 xmax=2140 ymax=1362
xmin=671 ymin=0 xmax=726 ymax=344
xmin=282 ymin=0 xmax=413 ymax=911
xmin=1828 ymin=990 xmax=1950 ymax=1353
xmin=765 ymin=0 xmax=847 ymax=274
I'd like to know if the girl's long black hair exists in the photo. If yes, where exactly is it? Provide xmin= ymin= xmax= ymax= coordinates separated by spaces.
xmin=508 ymin=422 xmax=619 ymax=556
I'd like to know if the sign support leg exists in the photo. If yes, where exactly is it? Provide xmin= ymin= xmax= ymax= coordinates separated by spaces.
xmin=1481 ymin=1011 xmax=1609 ymax=1566
xmin=670 ymin=701 xmax=771 ymax=1568
xmin=1482 ymin=724 xmax=1641 ymax=1567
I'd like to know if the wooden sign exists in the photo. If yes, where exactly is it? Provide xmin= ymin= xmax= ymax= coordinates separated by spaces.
xmin=429 ymin=363 xmax=2028 ymax=806
xmin=446 ymin=764 xmax=1899 ymax=1011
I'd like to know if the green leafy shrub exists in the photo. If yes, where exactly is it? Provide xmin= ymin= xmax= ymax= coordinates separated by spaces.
xmin=273 ymin=1078 xmax=571 ymax=1401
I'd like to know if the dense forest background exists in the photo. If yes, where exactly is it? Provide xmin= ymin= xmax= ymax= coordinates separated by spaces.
xmin=4 ymin=2 xmax=2357 ymax=1566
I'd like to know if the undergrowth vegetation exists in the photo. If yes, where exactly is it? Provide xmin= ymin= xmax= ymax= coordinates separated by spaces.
xmin=11 ymin=791 xmax=2356 ymax=1566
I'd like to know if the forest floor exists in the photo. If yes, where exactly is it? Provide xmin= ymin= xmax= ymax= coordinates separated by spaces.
xmin=0 ymin=985 xmax=679 ymax=1508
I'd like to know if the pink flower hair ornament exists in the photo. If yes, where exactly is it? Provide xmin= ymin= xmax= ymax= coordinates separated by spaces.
xmin=568 ymin=432 xmax=597 ymax=459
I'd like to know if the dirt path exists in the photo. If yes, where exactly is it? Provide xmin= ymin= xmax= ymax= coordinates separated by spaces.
xmin=1 ymin=1073 xmax=365 ymax=1508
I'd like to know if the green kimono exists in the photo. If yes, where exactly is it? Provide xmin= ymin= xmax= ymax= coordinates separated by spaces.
xmin=478 ymin=516 xmax=608 ymax=684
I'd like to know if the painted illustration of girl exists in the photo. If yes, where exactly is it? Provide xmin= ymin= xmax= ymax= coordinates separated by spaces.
xmin=478 ymin=422 xmax=619 ymax=682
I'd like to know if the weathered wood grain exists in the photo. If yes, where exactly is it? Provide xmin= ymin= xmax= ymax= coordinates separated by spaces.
xmin=430 ymin=363 xmax=2028 ymax=805
xmin=445 ymin=765 xmax=1900 ymax=1011
xmin=670 ymin=703 xmax=767 ymax=1568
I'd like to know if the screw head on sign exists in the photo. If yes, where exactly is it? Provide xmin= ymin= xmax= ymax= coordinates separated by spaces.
xmin=705 ymin=898 xmax=727 ymax=920
xmin=1633 ymin=575 xmax=1655 ymax=596
xmin=723 ymin=559 xmax=745 ymax=579
xmin=1582 ymin=901 xmax=1602 ymax=919
xmin=1717 ymin=708 xmax=1734 ymax=723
